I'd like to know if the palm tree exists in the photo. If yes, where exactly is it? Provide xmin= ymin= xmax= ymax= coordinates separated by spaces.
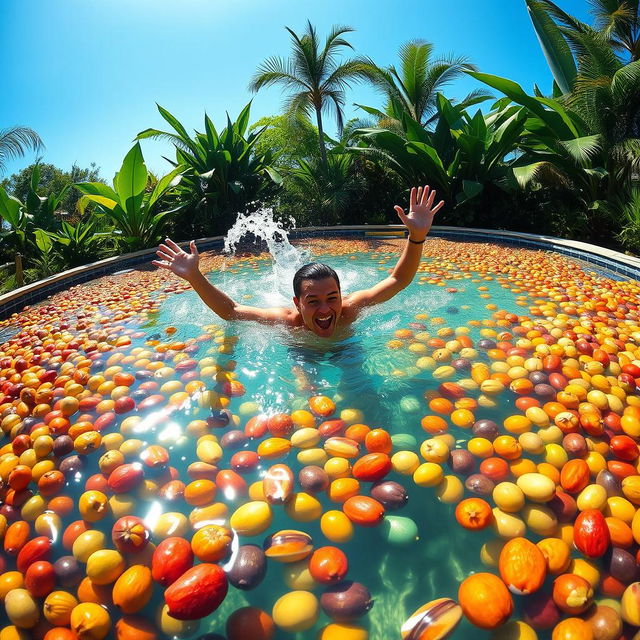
xmin=0 ymin=126 xmax=43 ymax=174
xmin=532 ymin=0 xmax=639 ymax=62
xmin=356 ymin=40 xmax=490 ymax=128
xmin=525 ymin=0 xmax=640 ymax=193
xmin=249 ymin=21 xmax=368 ymax=168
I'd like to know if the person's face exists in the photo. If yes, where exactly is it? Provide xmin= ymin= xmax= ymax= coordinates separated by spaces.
xmin=293 ymin=277 xmax=342 ymax=338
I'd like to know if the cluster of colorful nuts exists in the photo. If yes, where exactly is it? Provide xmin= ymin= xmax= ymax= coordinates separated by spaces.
xmin=1 ymin=238 xmax=640 ymax=640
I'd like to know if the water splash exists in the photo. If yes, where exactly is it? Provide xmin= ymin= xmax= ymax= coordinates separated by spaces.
xmin=223 ymin=206 xmax=309 ymax=302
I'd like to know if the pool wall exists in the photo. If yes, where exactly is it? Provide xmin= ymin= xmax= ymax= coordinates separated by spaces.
xmin=1 ymin=225 xmax=639 ymax=321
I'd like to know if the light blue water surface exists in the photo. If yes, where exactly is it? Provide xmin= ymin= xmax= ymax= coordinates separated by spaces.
xmin=138 ymin=249 xmax=531 ymax=639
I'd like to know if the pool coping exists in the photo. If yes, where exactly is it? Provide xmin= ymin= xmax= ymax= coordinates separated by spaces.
xmin=1 ymin=225 xmax=638 ymax=321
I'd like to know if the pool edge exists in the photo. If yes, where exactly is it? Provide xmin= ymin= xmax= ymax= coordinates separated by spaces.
xmin=1 ymin=226 xmax=638 ymax=321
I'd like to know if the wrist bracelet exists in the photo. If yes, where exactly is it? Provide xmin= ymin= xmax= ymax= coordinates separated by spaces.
xmin=408 ymin=237 xmax=426 ymax=244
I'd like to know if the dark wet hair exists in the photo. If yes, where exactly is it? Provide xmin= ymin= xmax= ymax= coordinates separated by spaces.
xmin=293 ymin=263 xmax=340 ymax=298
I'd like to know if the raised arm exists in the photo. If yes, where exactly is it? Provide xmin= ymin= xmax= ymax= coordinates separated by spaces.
xmin=345 ymin=185 xmax=444 ymax=309
xmin=153 ymin=239 xmax=296 ymax=325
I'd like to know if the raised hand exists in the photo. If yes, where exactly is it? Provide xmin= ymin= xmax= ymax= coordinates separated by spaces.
xmin=394 ymin=185 xmax=445 ymax=241
xmin=152 ymin=238 xmax=200 ymax=281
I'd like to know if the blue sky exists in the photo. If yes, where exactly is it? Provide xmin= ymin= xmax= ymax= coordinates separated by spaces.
xmin=1 ymin=0 xmax=591 ymax=183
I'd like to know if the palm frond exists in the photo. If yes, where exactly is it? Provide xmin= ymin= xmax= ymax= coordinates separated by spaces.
xmin=284 ymin=91 xmax=315 ymax=123
xmin=558 ymin=134 xmax=603 ymax=165
xmin=321 ymin=60 xmax=371 ymax=93
xmin=249 ymin=56 xmax=309 ymax=92
xmin=0 ymin=127 xmax=44 ymax=173
xmin=135 ymin=129 xmax=193 ymax=153
xmin=323 ymin=90 xmax=346 ymax=133
xmin=398 ymin=40 xmax=432 ymax=103
xmin=322 ymin=24 xmax=356 ymax=60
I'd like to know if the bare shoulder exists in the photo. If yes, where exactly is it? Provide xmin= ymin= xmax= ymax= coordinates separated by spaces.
xmin=340 ymin=294 xmax=363 ymax=321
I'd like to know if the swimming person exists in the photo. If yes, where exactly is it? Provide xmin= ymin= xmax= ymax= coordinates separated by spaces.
xmin=152 ymin=185 xmax=444 ymax=339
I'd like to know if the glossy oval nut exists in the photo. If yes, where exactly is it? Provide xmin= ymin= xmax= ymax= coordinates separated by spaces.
xmin=227 ymin=544 xmax=267 ymax=591
xmin=309 ymin=546 xmax=349 ymax=584
xmin=498 ymin=537 xmax=547 ymax=595
xmin=324 ymin=437 xmax=360 ymax=459
xmin=151 ymin=537 xmax=194 ymax=587
xmin=352 ymin=453 xmax=392 ymax=482
xmin=111 ymin=516 xmax=150 ymax=554
xmin=17 ymin=535 xmax=51 ymax=573
xmin=139 ymin=444 xmax=169 ymax=469
xmin=5 ymin=588 xmax=39 ymax=628
xmin=263 ymin=464 xmax=294 ymax=505
xmin=43 ymin=589 xmax=78 ymax=626
xmin=263 ymin=529 xmax=313 ymax=563
xmin=309 ymin=395 xmax=336 ymax=417
xmin=560 ymin=459 xmax=590 ymax=494
xmin=164 ymin=563 xmax=228 ymax=620
xmin=318 ymin=419 xmax=346 ymax=438
xmin=70 ymin=602 xmax=112 ymax=639
xmin=107 ymin=463 xmax=144 ymax=494
xmin=458 ymin=572 xmax=513 ymax=630
xmin=230 ymin=501 xmax=273 ymax=537
xmin=112 ymin=565 xmax=153 ymax=614
xmin=516 ymin=473 xmax=556 ymax=503
xmin=401 ymin=598 xmax=462 ymax=640
xmin=4 ymin=520 xmax=30 ymax=556
xmin=291 ymin=428 xmax=320 ymax=449
xmin=272 ymin=590 xmax=320 ymax=632
xmin=191 ymin=524 xmax=233 ymax=562
xmin=622 ymin=475 xmax=640 ymax=505
xmin=370 ymin=481 xmax=408 ymax=510
xmin=552 ymin=573 xmax=593 ymax=614
xmin=85 ymin=549 xmax=126 ymax=585
xmin=620 ymin=581 xmax=640 ymax=626
xmin=320 ymin=580 xmax=373 ymax=622
xmin=183 ymin=479 xmax=217 ymax=506
xmin=256 ymin=437 xmax=291 ymax=460
xmin=574 ymin=509 xmax=610 ymax=558
xmin=342 ymin=496 xmax=385 ymax=527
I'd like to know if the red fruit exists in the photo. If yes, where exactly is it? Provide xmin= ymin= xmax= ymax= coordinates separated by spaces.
xmin=108 ymin=463 xmax=144 ymax=493
xmin=574 ymin=509 xmax=610 ymax=558
xmin=152 ymin=537 xmax=194 ymax=587
xmin=164 ymin=563 xmax=228 ymax=620
xmin=114 ymin=396 xmax=135 ymax=414
xmin=17 ymin=535 xmax=51 ymax=572
xmin=610 ymin=435 xmax=639 ymax=461
xmin=318 ymin=420 xmax=346 ymax=437
xmin=25 ymin=560 xmax=56 ymax=597
xmin=622 ymin=363 xmax=640 ymax=377
xmin=352 ymin=453 xmax=392 ymax=482
xmin=94 ymin=412 xmax=116 ymax=432
xmin=266 ymin=414 xmax=293 ymax=437
xmin=230 ymin=451 xmax=260 ymax=474
xmin=216 ymin=470 xmax=247 ymax=498
xmin=85 ymin=473 xmax=109 ymax=492
xmin=308 ymin=546 xmax=349 ymax=584
xmin=112 ymin=516 xmax=150 ymax=553
xmin=244 ymin=415 xmax=268 ymax=439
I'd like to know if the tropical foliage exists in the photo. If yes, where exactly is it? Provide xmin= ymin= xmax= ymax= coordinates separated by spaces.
xmin=355 ymin=40 xmax=491 ymax=129
xmin=76 ymin=143 xmax=184 ymax=250
xmin=350 ymin=95 xmax=528 ymax=225
xmin=1 ymin=162 xmax=102 ymax=218
xmin=250 ymin=21 xmax=369 ymax=167
xmin=0 ymin=126 xmax=43 ymax=175
xmin=2 ymin=4 xmax=640 ymax=295
xmin=136 ymin=103 xmax=281 ymax=236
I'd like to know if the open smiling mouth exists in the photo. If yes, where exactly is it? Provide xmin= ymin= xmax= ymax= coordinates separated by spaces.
xmin=314 ymin=315 xmax=333 ymax=331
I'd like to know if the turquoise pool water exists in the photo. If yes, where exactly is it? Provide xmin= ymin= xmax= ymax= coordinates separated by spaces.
xmin=3 ymin=236 xmax=637 ymax=639
xmin=135 ymin=247 xmax=525 ymax=638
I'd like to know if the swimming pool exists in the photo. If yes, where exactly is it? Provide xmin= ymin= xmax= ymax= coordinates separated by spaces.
xmin=1 ymin=235 xmax=639 ymax=639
